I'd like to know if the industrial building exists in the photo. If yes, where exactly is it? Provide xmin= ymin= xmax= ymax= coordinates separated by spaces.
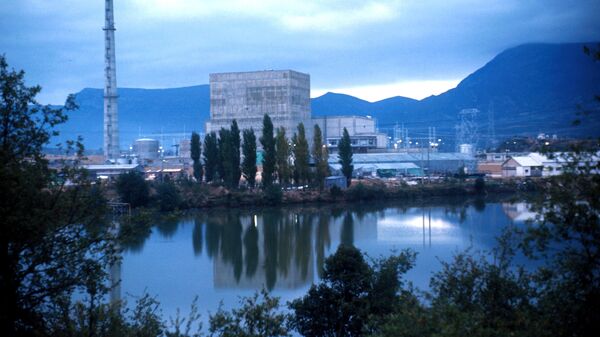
xmin=312 ymin=115 xmax=388 ymax=152
xmin=328 ymin=152 xmax=476 ymax=178
xmin=206 ymin=70 xmax=311 ymax=142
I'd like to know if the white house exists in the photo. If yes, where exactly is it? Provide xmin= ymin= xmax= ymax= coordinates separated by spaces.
xmin=501 ymin=156 xmax=543 ymax=177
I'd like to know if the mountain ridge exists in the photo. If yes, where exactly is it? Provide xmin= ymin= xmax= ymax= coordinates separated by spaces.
xmin=56 ymin=42 xmax=600 ymax=150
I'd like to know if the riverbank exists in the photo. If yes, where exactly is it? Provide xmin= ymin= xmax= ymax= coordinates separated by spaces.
xmin=137 ymin=177 xmax=540 ymax=210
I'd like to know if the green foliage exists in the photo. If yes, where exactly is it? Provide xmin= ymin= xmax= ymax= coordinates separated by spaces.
xmin=218 ymin=127 xmax=232 ymax=185
xmin=203 ymin=132 xmax=219 ymax=183
xmin=474 ymin=176 xmax=485 ymax=194
xmin=260 ymin=114 xmax=276 ymax=188
xmin=289 ymin=245 xmax=416 ymax=337
xmin=346 ymin=183 xmax=386 ymax=201
xmin=263 ymin=184 xmax=283 ymax=206
xmin=427 ymin=246 xmax=534 ymax=337
xmin=242 ymin=128 xmax=257 ymax=188
xmin=116 ymin=171 xmax=150 ymax=208
xmin=312 ymin=124 xmax=329 ymax=190
xmin=155 ymin=181 xmax=182 ymax=212
xmin=230 ymin=120 xmax=242 ymax=188
xmin=208 ymin=289 xmax=290 ymax=337
xmin=338 ymin=127 xmax=354 ymax=187
xmin=516 ymin=148 xmax=600 ymax=336
xmin=190 ymin=131 xmax=203 ymax=182
xmin=292 ymin=123 xmax=310 ymax=185
xmin=275 ymin=127 xmax=291 ymax=186
xmin=0 ymin=54 xmax=115 ymax=335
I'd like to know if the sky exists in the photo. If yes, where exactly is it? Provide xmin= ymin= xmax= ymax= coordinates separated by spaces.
xmin=1 ymin=0 xmax=599 ymax=104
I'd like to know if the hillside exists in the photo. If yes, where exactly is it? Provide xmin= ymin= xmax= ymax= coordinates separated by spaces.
xmin=55 ymin=42 xmax=600 ymax=151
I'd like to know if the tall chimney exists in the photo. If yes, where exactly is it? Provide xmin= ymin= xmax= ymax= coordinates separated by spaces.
xmin=103 ymin=0 xmax=119 ymax=160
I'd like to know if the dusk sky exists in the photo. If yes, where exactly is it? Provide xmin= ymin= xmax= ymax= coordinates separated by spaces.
xmin=1 ymin=0 xmax=599 ymax=104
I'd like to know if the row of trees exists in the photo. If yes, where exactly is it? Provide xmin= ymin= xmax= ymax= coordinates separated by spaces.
xmin=190 ymin=114 xmax=355 ymax=189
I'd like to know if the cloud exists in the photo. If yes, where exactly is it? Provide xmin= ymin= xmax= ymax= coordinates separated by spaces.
xmin=1 ymin=0 xmax=599 ymax=104
xmin=127 ymin=0 xmax=401 ymax=32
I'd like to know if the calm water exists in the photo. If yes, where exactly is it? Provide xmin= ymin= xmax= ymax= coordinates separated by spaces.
xmin=115 ymin=200 xmax=533 ymax=319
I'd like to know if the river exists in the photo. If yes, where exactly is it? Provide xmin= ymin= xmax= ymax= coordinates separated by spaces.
xmin=115 ymin=199 xmax=534 ymax=321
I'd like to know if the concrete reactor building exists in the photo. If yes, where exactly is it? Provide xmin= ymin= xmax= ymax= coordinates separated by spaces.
xmin=206 ymin=70 xmax=311 ymax=140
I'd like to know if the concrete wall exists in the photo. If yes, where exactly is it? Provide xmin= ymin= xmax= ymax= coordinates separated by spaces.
xmin=207 ymin=70 xmax=311 ymax=145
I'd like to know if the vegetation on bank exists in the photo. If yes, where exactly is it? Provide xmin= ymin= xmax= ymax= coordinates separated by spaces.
xmin=107 ymin=171 xmax=535 ymax=211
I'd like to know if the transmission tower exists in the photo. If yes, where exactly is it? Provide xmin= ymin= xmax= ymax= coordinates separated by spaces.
xmin=455 ymin=108 xmax=479 ymax=152
xmin=486 ymin=101 xmax=497 ymax=150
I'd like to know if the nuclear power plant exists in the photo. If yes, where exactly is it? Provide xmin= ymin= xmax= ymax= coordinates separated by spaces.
xmin=206 ymin=70 xmax=311 ymax=140
xmin=103 ymin=0 xmax=119 ymax=160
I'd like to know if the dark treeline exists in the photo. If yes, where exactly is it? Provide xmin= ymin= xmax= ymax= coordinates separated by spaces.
xmin=193 ymin=114 xmax=351 ymax=190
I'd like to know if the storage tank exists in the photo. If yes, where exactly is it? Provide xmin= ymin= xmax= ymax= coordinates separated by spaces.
xmin=133 ymin=138 xmax=160 ymax=160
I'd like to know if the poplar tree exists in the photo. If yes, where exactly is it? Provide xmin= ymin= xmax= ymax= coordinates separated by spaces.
xmin=203 ymin=131 xmax=219 ymax=183
xmin=218 ymin=127 xmax=234 ymax=187
xmin=260 ymin=114 xmax=276 ymax=188
xmin=338 ymin=127 xmax=354 ymax=187
xmin=313 ymin=124 xmax=329 ymax=190
xmin=242 ymin=128 xmax=257 ymax=188
xmin=292 ymin=122 xmax=310 ymax=185
xmin=190 ymin=131 xmax=203 ymax=182
xmin=275 ymin=127 xmax=291 ymax=186
xmin=230 ymin=120 xmax=241 ymax=188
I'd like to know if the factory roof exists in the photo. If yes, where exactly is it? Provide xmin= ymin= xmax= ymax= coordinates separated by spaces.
xmin=330 ymin=162 xmax=420 ymax=171
xmin=328 ymin=152 xmax=475 ymax=164
xmin=507 ymin=156 xmax=543 ymax=167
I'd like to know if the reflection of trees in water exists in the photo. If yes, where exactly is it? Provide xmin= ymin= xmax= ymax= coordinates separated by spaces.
xmin=220 ymin=213 xmax=243 ymax=282
xmin=341 ymin=212 xmax=354 ymax=246
xmin=156 ymin=216 xmax=179 ymax=238
xmin=243 ymin=223 xmax=258 ymax=278
xmin=277 ymin=213 xmax=293 ymax=278
xmin=205 ymin=214 xmax=222 ymax=259
xmin=263 ymin=211 xmax=279 ymax=290
xmin=192 ymin=219 xmax=203 ymax=256
xmin=315 ymin=214 xmax=331 ymax=278
xmin=295 ymin=214 xmax=313 ymax=281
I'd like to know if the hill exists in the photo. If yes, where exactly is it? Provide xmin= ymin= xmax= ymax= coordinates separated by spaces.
xmin=55 ymin=42 xmax=600 ymax=151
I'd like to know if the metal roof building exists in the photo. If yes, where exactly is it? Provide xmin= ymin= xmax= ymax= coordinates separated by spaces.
xmin=328 ymin=152 xmax=477 ymax=177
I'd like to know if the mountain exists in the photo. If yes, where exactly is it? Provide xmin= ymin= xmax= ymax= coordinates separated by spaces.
xmin=57 ymin=85 xmax=209 ymax=151
xmin=55 ymin=42 xmax=600 ymax=151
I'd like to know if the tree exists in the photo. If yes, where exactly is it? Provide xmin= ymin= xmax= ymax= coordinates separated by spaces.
xmin=275 ymin=127 xmax=291 ymax=186
xmin=203 ymin=131 xmax=218 ymax=183
xmin=230 ymin=120 xmax=242 ymax=188
xmin=338 ymin=127 xmax=354 ymax=187
xmin=292 ymin=122 xmax=310 ymax=186
xmin=155 ymin=181 xmax=182 ymax=212
xmin=289 ymin=245 xmax=416 ymax=337
xmin=116 ymin=171 xmax=150 ymax=208
xmin=190 ymin=131 xmax=203 ymax=182
xmin=0 ymin=55 xmax=115 ymax=335
xmin=312 ymin=124 xmax=329 ymax=190
xmin=515 ymin=148 xmax=600 ymax=336
xmin=260 ymin=114 xmax=276 ymax=188
xmin=242 ymin=128 xmax=257 ymax=188
xmin=208 ymin=290 xmax=290 ymax=337
xmin=218 ymin=127 xmax=233 ymax=187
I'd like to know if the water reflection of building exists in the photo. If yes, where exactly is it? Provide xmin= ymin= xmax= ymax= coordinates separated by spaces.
xmin=213 ymin=213 xmax=314 ymax=290
xmin=502 ymin=202 xmax=537 ymax=222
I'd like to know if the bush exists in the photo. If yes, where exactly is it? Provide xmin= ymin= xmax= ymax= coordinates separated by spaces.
xmin=116 ymin=171 xmax=150 ymax=208
xmin=154 ymin=182 xmax=182 ymax=212
xmin=263 ymin=184 xmax=283 ymax=205
xmin=346 ymin=183 xmax=385 ymax=201
xmin=474 ymin=176 xmax=486 ymax=194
